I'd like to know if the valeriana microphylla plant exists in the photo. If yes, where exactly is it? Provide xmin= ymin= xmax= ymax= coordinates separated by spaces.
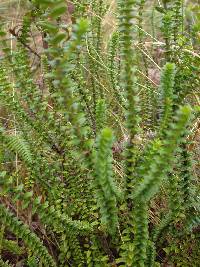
xmin=0 ymin=0 xmax=199 ymax=266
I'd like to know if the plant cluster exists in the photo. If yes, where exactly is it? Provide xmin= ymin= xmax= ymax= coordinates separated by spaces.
xmin=0 ymin=0 xmax=199 ymax=266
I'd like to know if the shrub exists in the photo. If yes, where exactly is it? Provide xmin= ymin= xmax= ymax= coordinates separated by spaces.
xmin=0 ymin=0 xmax=199 ymax=266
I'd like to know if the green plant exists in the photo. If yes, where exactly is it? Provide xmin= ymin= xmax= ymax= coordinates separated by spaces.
xmin=0 ymin=0 xmax=199 ymax=266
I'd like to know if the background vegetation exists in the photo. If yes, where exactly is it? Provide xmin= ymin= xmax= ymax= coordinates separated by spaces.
xmin=0 ymin=0 xmax=199 ymax=266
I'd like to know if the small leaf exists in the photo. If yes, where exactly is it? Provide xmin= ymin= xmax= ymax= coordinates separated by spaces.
xmin=39 ymin=22 xmax=58 ymax=34
xmin=51 ymin=33 xmax=66 ymax=45
xmin=49 ymin=6 xmax=67 ymax=19
xmin=155 ymin=6 xmax=166 ymax=14
xmin=24 ymin=191 xmax=33 ymax=199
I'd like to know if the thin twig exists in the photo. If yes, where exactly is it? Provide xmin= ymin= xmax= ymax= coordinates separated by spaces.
xmin=9 ymin=28 xmax=41 ymax=59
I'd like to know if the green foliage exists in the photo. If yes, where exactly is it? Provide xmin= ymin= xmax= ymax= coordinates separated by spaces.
xmin=1 ymin=133 xmax=33 ymax=165
xmin=108 ymin=31 xmax=124 ymax=108
xmin=118 ymin=0 xmax=141 ymax=200
xmin=2 ymin=239 xmax=23 ymax=256
xmin=0 ymin=257 xmax=13 ymax=267
xmin=134 ymin=106 xmax=192 ymax=202
xmin=0 ymin=204 xmax=56 ymax=267
xmin=93 ymin=128 xmax=119 ymax=236
xmin=0 ymin=0 xmax=199 ymax=266
xmin=95 ymin=99 xmax=107 ymax=133
xmin=158 ymin=62 xmax=176 ymax=135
